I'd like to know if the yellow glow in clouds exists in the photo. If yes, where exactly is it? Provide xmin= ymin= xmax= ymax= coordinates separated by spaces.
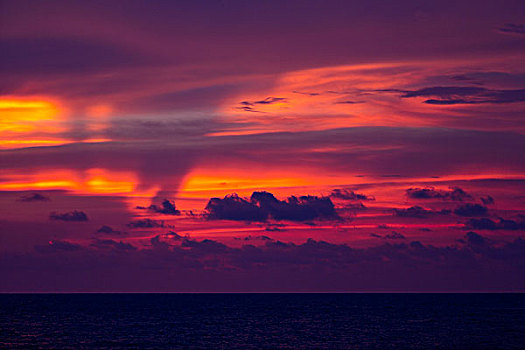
xmin=0 ymin=98 xmax=61 ymax=129
xmin=0 ymin=97 xmax=72 ymax=149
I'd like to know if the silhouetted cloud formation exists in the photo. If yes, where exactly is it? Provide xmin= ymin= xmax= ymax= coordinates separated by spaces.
xmin=91 ymin=239 xmax=136 ymax=251
xmin=393 ymin=206 xmax=450 ymax=218
xmin=49 ymin=210 xmax=88 ymax=222
xmin=454 ymin=203 xmax=488 ymax=217
xmin=480 ymin=196 xmax=495 ymax=205
xmin=35 ymin=240 xmax=82 ymax=253
xmin=96 ymin=225 xmax=126 ymax=235
xmin=240 ymin=97 xmax=287 ymax=106
xmin=127 ymin=219 xmax=166 ymax=228
xmin=205 ymin=191 xmax=339 ymax=222
xmin=19 ymin=193 xmax=50 ymax=202
xmin=330 ymin=189 xmax=374 ymax=201
xmin=406 ymin=186 xmax=472 ymax=201
xmin=9 ymin=231 xmax=522 ymax=292
xmin=498 ymin=23 xmax=525 ymax=36
xmin=371 ymin=231 xmax=406 ymax=240
xmin=236 ymin=97 xmax=288 ymax=113
xmin=137 ymin=199 xmax=181 ymax=215
xmin=235 ymin=235 xmax=274 ymax=241
xmin=466 ymin=218 xmax=525 ymax=230
xmin=399 ymin=86 xmax=525 ymax=105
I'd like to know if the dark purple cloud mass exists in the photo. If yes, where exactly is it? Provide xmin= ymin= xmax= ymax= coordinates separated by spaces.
xmin=454 ymin=204 xmax=489 ymax=217
xmin=393 ymin=206 xmax=450 ymax=218
xmin=480 ymin=195 xmax=495 ymax=205
xmin=330 ymin=189 xmax=374 ymax=201
xmin=137 ymin=199 xmax=181 ymax=215
xmin=371 ymin=231 xmax=406 ymax=240
xmin=90 ymin=239 xmax=137 ymax=252
xmin=406 ymin=187 xmax=472 ymax=201
xmin=205 ymin=192 xmax=339 ymax=222
xmin=127 ymin=219 xmax=167 ymax=228
xmin=466 ymin=217 xmax=525 ymax=230
xmin=498 ymin=23 xmax=525 ymax=36
xmin=96 ymin=225 xmax=126 ymax=236
xmin=49 ymin=210 xmax=89 ymax=222
xmin=19 ymin=193 xmax=50 ymax=202
xmin=400 ymin=86 xmax=525 ymax=105
xmin=2 ymin=232 xmax=524 ymax=292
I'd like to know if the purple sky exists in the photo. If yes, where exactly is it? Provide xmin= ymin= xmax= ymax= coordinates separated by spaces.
xmin=1 ymin=0 xmax=524 ymax=292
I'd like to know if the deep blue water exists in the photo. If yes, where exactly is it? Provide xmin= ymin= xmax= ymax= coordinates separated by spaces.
xmin=1 ymin=293 xmax=524 ymax=349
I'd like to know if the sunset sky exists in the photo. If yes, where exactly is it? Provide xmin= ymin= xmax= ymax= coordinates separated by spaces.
xmin=1 ymin=0 xmax=524 ymax=292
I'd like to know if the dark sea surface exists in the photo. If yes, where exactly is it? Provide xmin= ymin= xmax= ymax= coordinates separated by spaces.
xmin=1 ymin=293 xmax=524 ymax=349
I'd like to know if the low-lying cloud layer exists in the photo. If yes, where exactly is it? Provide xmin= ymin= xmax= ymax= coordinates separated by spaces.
xmin=2 ymin=231 xmax=523 ymax=292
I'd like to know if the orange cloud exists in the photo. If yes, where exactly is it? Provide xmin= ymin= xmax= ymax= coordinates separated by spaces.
xmin=215 ymin=58 xmax=522 ymax=135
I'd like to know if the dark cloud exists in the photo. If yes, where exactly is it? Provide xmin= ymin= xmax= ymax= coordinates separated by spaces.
xmin=454 ymin=203 xmax=488 ymax=217
xmin=385 ymin=231 xmax=406 ymax=240
xmin=330 ymin=189 xmax=374 ymax=201
xmin=371 ymin=231 xmax=406 ymax=240
xmin=137 ymin=199 xmax=181 ymax=215
xmin=235 ymin=106 xmax=261 ymax=113
xmin=402 ymin=86 xmax=485 ymax=98
xmin=19 ymin=193 xmax=50 ymax=202
xmin=448 ymin=72 xmax=525 ymax=87
xmin=181 ymin=238 xmax=228 ymax=254
xmin=235 ymin=235 xmax=274 ymax=241
xmin=49 ymin=210 xmax=88 ymax=222
xmin=205 ymin=194 xmax=267 ymax=222
xmin=406 ymin=186 xmax=472 ymax=201
xmin=265 ymin=224 xmax=286 ymax=232
xmin=34 ymin=240 xmax=82 ymax=253
xmin=127 ymin=219 xmax=166 ymax=228
xmin=393 ymin=206 xmax=447 ymax=218
xmin=205 ymin=191 xmax=339 ymax=222
xmin=96 ymin=225 xmax=126 ymax=236
xmin=240 ymin=97 xmax=287 ymax=106
xmin=236 ymin=97 xmax=287 ymax=113
xmin=480 ymin=196 xmax=495 ymax=205
xmin=399 ymin=86 xmax=525 ymax=105
xmin=3 ymin=229 xmax=524 ymax=292
xmin=466 ymin=218 xmax=525 ymax=230
xmin=97 ymin=225 xmax=116 ymax=233
xmin=498 ymin=23 xmax=525 ymax=36
xmin=464 ymin=231 xmax=487 ymax=246
xmin=292 ymin=91 xmax=320 ymax=96
xmin=342 ymin=202 xmax=367 ymax=210
xmin=91 ymin=239 xmax=136 ymax=251
xmin=333 ymin=100 xmax=363 ymax=104
xmin=393 ymin=206 xmax=426 ymax=218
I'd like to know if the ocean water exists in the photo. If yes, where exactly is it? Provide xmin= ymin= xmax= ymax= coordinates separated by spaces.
xmin=1 ymin=293 xmax=524 ymax=349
